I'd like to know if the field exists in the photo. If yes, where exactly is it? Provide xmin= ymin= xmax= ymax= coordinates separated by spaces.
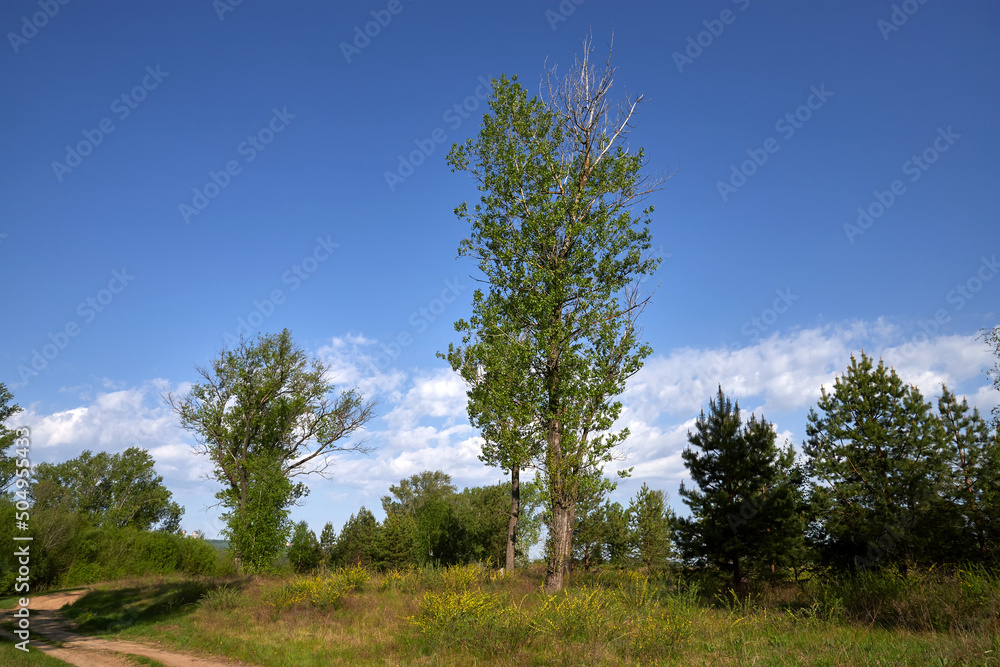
xmin=4 ymin=563 xmax=1000 ymax=666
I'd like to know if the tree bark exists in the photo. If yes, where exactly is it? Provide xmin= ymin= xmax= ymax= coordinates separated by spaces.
xmin=545 ymin=498 xmax=575 ymax=591
xmin=505 ymin=464 xmax=520 ymax=571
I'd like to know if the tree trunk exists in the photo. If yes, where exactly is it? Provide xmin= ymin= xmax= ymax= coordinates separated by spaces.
xmin=505 ymin=464 xmax=520 ymax=571
xmin=544 ymin=498 xmax=574 ymax=592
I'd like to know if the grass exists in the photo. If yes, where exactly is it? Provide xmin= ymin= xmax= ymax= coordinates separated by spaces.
xmin=0 ymin=640 xmax=70 ymax=665
xmin=46 ymin=564 xmax=1000 ymax=666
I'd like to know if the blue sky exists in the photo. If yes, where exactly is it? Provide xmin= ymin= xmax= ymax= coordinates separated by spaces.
xmin=2 ymin=0 xmax=998 ymax=541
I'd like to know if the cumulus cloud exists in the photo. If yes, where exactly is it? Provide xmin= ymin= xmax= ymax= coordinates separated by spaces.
xmin=10 ymin=321 xmax=996 ymax=536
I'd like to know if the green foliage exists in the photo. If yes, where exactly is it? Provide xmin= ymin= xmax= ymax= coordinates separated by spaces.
xmin=332 ymin=506 xmax=379 ymax=568
xmin=167 ymin=329 xmax=376 ymax=573
xmin=374 ymin=509 xmax=418 ymax=570
xmin=318 ymin=521 xmax=336 ymax=566
xmin=629 ymin=482 xmax=675 ymax=571
xmin=0 ymin=382 xmax=23 ymax=495
xmin=678 ymin=387 xmax=804 ymax=588
xmin=31 ymin=447 xmax=183 ymax=531
xmin=935 ymin=386 xmax=1000 ymax=565
xmin=381 ymin=470 xmax=456 ymax=516
xmin=222 ymin=451 xmax=293 ymax=573
xmin=804 ymin=353 xmax=945 ymax=571
xmin=0 ymin=497 xmax=224 ymax=594
xmin=287 ymin=520 xmax=322 ymax=574
xmin=443 ymin=42 xmax=663 ymax=590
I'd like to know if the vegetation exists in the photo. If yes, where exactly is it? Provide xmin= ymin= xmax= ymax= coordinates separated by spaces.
xmin=30 ymin=447 xmax=183 ymax=532
xmin=0 ymin=381 xmax=23 ymax=493
xmin=677 ymin=387 xmax=804 ymax=589
xmin=0 ymin=497 xmax=231 ymax=595
xmin=32 ymin=562 xmax=1000 ymax=666
xmin=166 ymin=328 xmax=377 ymax=573
xmin=443 ymin=37 xmax=664 ymax=593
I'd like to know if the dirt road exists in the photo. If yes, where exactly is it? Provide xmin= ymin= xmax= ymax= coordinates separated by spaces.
xmin=1 ymin=589 xmax=244 ymax=666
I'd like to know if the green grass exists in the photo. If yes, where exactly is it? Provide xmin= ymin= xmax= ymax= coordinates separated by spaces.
xmin=59 ymin=575 xmax=245 ymax=634
xmin=120 ymin=654 xmax=167 ymax=666
xmin=50 ymin=565 xmax=1000 ymax=666
xmin=0 ymin=637 xmax=70 ymax=664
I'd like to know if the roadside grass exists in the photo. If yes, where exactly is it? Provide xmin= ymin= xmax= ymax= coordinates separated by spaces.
xmin=0 ymin=639 xmax=70 ymax=664
xmin=58 ymin=575 xmax=246 ymax=634
xmin=0 ymin=586 xmax=89 ymax=610
xmin=51 ymin=564 xmax=1000 ymax=666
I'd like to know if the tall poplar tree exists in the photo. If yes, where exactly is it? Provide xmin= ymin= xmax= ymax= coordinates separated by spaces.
xmin=444 ymin=37 xmax=664 ymax=592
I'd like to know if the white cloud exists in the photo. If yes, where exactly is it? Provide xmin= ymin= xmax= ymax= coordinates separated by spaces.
xmin=11 ymin=320 xmax=996 ymax=538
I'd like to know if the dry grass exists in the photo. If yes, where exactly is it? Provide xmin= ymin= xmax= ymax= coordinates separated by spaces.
xmin=55 ymin=564 xmax=1000 ymax=666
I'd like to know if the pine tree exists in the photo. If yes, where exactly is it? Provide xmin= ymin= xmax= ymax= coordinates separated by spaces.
xmin=333 ymin=507 xmax=379 ymax=568
xmin=804 ymin=353 xmax=943 ymax=572
xmin=935 ymin=386 xmax=1000 ymax=565
xmin=629 ymin=483 xmax=675 ymax=571
xmin=319 ymin=522 xmax=337 ymax=569
xmin=678 ymin=387 xmax=803 ymax=589
xmin=287 ymin=521 xmax=322 ymax=573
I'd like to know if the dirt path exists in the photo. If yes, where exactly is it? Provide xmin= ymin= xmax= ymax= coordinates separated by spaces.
xmin=2 ymin=589 xmax=245 ymax=666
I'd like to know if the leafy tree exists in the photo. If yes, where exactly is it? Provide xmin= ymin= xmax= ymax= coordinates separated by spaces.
xmin=287 ymin=520 xmax=322 ymax=573
xmin=333 ymin=507 xmax=379 ymax=568
xmin=0 ymin=383 xmax=24 ymax=494
xmin=935 ymin=386 xmax=1000 ymax=564
xmin=167 ymin=329 xmax=376 ymax=572
xmin=31 ymin=447 xmax=183 ymax=531
xmin=678 ymin=387 xmax=803 ymax=589
xmin=453 ymin=483 xmax=510 ymax=566
xmin=444 ymin=327 xmax=541 ymax=572
xmin=803 ymin=353 xmax=943 ymax=572
xmin=444 ymin=38 xmax=664 ymax=592
xmin=381 ymin=470 xmax=456 ymax=516
xmin=629 ymin=482 xmax=674 ymax=571
xmin=982 ymin=325 xmax=1000 ymax=428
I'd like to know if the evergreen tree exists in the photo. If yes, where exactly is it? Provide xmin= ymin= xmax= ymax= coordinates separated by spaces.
xmin=935 ymin=386 xmax=1000 ymax=565
xmin=629 ymin=482 xmax=674 ymax=571
xmin=603 ymin=501 xmax=633 ymax=567
xmin=333 ymin=507 xmax=379 ymax=568
xmin=678 ymin=387 xmax=803 ymax=589
xmin=374 ymin=510 xmax=418 ymax=570
xmin=804 ymin=353 xmax=943 ymax=572
xmin=319 ymin=521 xmax=337 ymax=568
xmin=287 ymin=520 xmax=322 ymax=573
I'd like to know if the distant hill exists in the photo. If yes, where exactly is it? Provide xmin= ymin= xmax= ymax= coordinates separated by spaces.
xmin=204 ymin=539 xmax=230 ymax=552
